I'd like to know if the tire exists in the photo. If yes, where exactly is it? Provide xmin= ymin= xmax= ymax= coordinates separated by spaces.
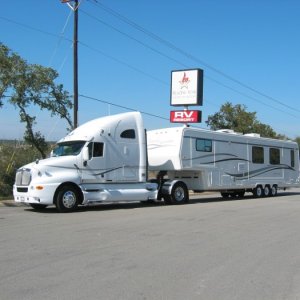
xmin=56 ymin=185 xmax=80 ymax=213
xmin=253 ymin=185 xmax=263 ymax=198
xmin=169 ymin=182 xmax=189 ymax=205
xmin=264 ymin=185 xmax=271 ymax=197
xmin=221 ymin=192 xmax=230 ymax=199
xmin=30 ymin=203 xmax=48 ymax=210
xmin=236 ymin=191 xmax=245 ymax=198
xmin=163 ymin=195 xmax=172 ymax=205
xmin=271 ymin=185 xmax=278 ymax=197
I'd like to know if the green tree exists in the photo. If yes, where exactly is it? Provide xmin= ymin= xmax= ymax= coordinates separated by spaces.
xmin=0 ymin=43 xmax=73 ymax=158
xmin=206 ymin=102 xmax=277 ymax=138
xmin=295 ymin=137 xmax=300 ymax=148
xmin=0 ymin=142 xmax=42 ymax=198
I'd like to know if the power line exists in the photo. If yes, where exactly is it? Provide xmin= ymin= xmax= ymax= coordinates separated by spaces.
xmin=48 ymin=9 xmax=73 ymax=67
xmin=90 ymin=2 xmax=300 ymax=114
xmin=79 ymin=94 xmax=169 ymax=121
xmin=0 ymin=16 xmax=72 ymax=43
xmin=1 ymin=13 xmax=299 ymax=121
xmin=79 ymin=9 xmax=300 ymax=118
xmin=78 ymin=41 xmax=168 ymax=86
xmin=80 ymin=9 xmax=188 ymax=68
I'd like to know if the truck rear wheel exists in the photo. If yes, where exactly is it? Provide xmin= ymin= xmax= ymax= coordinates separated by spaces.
xmin=169 ymin=182 xmax=189 ymax=205
xmin=56 ymin=185 xmax=79 ymax=213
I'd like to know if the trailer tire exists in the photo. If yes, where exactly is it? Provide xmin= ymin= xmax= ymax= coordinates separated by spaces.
xmin=271 ymin=185 xmax=278 ymax=197
xmin=235 ymin=191 xmax=245 ymax=198
xmin=169 ymin=182 xmax=189 ymax=205
xmin=30 ymin=203 xmax=48 ymax=210
xmin=264 ymin=185 xmax=271 ymax=197
xmin=221 ymin=192 xmax=230 ymax=199
xmin=56 ymin=185 xmax=79 ymax=213
xmin=253 ymin=185 xmax=263 ymax=198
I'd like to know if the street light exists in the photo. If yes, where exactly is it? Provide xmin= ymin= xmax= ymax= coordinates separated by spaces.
xmin=61 ymin=0 xmax=79 ymax=129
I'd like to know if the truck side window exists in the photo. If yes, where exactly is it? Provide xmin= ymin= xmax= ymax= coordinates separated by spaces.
xmin=87 ymin=142 xmax=104 ymax=159
xmin=252 ymin=146 xmax=264 ymax=164
xmin=270 ymin=148 xmax=280 ymax=165
xmin=93 ymin=142 xmax=104 ymax=157
xmin=120 ymin=129 xmax=135 ymax=139
xmin=196 ymin=138 xmax=212 ymax=152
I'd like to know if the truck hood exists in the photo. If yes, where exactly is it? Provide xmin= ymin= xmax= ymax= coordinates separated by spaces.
xmin=19 ymin=156 xmax=79 ymax=172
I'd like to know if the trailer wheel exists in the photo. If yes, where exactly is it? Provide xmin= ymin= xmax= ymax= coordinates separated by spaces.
xmin=264 ymin=185 xmax=271 ymax=197
xmin=236 ymin=191 xmax=245 ymax=198
xmin=271 ymin=185 xmax=278 ymax=197
xmin=30 ymin=203 xmax=48 ymax=210
xmin=253 ymin=185 xmax=263 ymax=198
xmin=56 ymin=185 xmax=79 ymax=213
xmin=221 ymin=192 xmax=230 ymax=199
xmin=169 ymin=182 xmax=189 ymax=205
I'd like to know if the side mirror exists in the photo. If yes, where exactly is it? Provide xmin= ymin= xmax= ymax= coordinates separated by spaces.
xmin=82 ymin=147 xmax=89 ymax=166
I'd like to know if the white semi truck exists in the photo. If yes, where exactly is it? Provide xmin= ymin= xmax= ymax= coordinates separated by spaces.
xmin=13 ymin=111 xmax=300 ymax=212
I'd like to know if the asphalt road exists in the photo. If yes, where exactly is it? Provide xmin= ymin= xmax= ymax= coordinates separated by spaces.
xmin=1 ymin=189 xmax=300 ymax=300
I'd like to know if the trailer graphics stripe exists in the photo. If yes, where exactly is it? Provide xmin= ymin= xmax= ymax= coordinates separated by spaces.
xmin=181 ymin=153 xmax=296 ymax=180
xmin=225 ymin=164 xmax=295 ymax=180
xmin=182 ymin=153 xmax=248 ymax=164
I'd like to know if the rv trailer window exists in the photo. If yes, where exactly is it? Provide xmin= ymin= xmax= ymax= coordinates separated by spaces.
xmin=291 ymin=150 xmax=295 ymax=167
xmin=269 ymin=148 xmax=280 ymax=165
xmin=88 ymin=142 xmax=104 ymax=159
xmin=252 ymin=146 xmax=264 ymax=164
xmin=120 ymin=129 xmax=136 ymax=139
xmin=196 ymin=138 xmax=212 ymax=152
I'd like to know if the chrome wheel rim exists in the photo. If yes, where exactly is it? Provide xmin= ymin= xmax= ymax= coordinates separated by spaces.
xmin=62 ymin=191 xmax=76 ymax=208
xmin=174 ymin=187 xmax=185 ymax=202
xmin=264 ymin=186 xmax=270 ymax=196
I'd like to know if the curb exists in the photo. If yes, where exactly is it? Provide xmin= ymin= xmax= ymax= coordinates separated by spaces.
xmin=0 ymin=200 xmax=23 ymax=207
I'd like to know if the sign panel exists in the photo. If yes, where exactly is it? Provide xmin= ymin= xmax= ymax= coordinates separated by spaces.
xmin=170 ymin=110 xmax=202 ymax=123
xmin=171 ymin=69 xmax=203 ymax=106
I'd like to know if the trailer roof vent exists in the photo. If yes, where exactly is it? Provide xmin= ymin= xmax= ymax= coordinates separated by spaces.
xmin=217 ymin=129 xmax=235 ymax=134
xmin=244 ymin=133 xmax=261 ymax=138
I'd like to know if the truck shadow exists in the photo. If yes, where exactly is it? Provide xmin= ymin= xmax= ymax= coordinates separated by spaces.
xmin=23 ymin=190 xmax=300 ymax=214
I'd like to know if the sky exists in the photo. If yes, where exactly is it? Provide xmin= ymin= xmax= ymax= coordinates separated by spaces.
xmin=0 ymin=0 xmax=300 ymax=141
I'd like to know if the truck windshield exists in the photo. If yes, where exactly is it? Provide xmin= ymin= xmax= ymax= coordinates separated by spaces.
xmin=52 ymin=141 xmax=86 ymax=157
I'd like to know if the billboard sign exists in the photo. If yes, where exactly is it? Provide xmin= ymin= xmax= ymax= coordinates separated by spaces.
xmin=171 ymin=69 xmax=203 ymax=106
xmin=170 ymin=110 xmax=202 ymax=123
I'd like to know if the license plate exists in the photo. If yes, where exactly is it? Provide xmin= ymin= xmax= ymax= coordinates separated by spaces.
xmin=20 ymin=196 xmax=25 ymax=202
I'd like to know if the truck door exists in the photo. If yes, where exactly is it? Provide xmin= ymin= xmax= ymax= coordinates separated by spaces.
xmin=114 ymin=128 xmax=140 ymax=181
xmin=81 ymin=142 xmax=106 ymax=183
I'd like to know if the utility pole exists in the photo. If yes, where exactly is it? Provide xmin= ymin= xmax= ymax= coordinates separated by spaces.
xmin=61 ymin=0 xmax=79 ymax=129
xmin=73 ymin=0 xmax=78 ymax=129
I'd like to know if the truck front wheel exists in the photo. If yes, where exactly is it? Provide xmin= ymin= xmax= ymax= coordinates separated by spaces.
xmin=56 ymin=185 xmax=79 ymax=213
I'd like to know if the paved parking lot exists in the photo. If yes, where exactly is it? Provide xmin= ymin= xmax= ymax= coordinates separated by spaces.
xmin=1 ymin=189 xmax=300 ymax=300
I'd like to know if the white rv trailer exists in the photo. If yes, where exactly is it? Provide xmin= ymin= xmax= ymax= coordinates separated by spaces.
xmin=13 ymin=111 xmax=299 ymax=212
xmin=147 ymin=126 xmax=300 ymax=199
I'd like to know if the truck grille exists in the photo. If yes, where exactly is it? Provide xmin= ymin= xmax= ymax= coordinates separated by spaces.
xmin=15 ymin=169 xmax=31 ymax=186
